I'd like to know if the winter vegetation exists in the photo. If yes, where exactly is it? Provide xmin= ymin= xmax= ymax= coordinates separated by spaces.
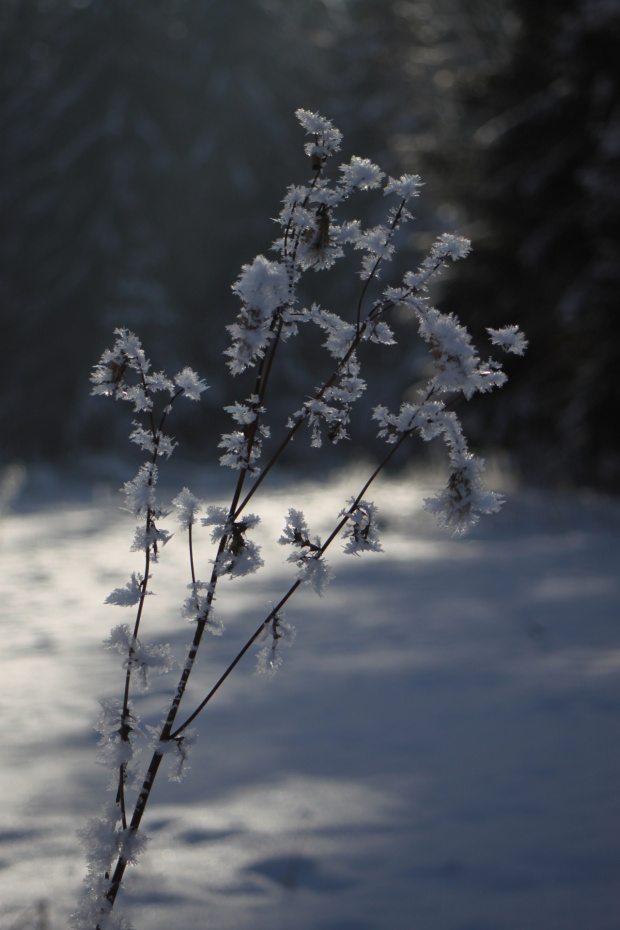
xmin=2 ymin=2 xmax=619 ymax=928
xmin=66 ymin=110 xmax=526 ymax=930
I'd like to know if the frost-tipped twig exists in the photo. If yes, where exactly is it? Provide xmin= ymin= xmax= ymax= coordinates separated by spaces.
xmin=73 ymin=109 xmax=526 ymax=930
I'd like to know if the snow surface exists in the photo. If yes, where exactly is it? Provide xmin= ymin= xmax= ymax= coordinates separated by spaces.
xmin=1 ymin=466 xmax=619 ymax=930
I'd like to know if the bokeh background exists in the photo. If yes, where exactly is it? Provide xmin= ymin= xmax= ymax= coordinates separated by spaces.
xmin=2 ymin=0 xmax=618 ymax=488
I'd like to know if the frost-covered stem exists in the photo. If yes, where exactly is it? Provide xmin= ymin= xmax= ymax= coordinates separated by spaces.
xmin=283 ymin=164 xmax=322 ymax=260
xmin=97 ymin=375 xmax=434 ymax=926
xmin=182 ymin=385 xmax=445 ymax=741
xmin=99 ymin=751 xmax=165 ymax=922
xmin=228 ymin=315 xmax=284 ymax=518
xmin=116 ymin=378 xmax=158 ymax=828
xmin=83 ymin=332 xmax=211 ymax=929
xmin=355 ymin=196 xmax=407 ymax=333
xmin=115 ymin=382 xmax=186 ymax=830
xmin=104 ymin=431 xmax=409 ymax=888
xmin=232 ymin=332 xmax=367 ymax=518
xmin=162 ymin=546 xmax=223 ymax=725
xmin=99 ymin=567 xmax=222 ymax=920
xmin=234 ymin=334 xmax=365 ymax=515
xmin=233 ymin=273 xmax=432 ymax=520
xmin=226 ymin=166 xmax=323 ymax=512
xmin=115 ymin=542 xmax=150 ymax=829
xmin=324 ymin=436 xmax=409 ymax=550
xmin=170 ymin=581 xmax=303 ymax=739
xmin=172 ymin=430 xmax=410 ymax=740
xmin=100 ymin=543 xmax=228 ymax=918
xmin=139 ymin=371 xmax=158 ymax=448
xmin=119 ymin=326 xmax=287 ymax=840
xmin=233 ymin=417 xmax=304 ymax=519
xmin=258 ymin=316 xmax=284 ymax=402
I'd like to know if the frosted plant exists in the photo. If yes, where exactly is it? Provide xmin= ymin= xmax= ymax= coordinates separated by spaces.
xmin=279 ymin=508 xmax=334 ymax=595
xmin=73 ymin=110 xmax=526 ymax=929
xmin=255 ymin=610 xmax=296 ymax=679
xmin=340 ymin=499 xmax=383 ymax=556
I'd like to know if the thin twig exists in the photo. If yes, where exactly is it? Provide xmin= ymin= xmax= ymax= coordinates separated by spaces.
xmin=172 ymin=430 xmax=411 ymax=739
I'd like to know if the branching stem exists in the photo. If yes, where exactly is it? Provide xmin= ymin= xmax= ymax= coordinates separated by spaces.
xmin=172 ymin=428 xmax=411 ymax=739
xmin=82 ymin=112 xmax=512 ymax=930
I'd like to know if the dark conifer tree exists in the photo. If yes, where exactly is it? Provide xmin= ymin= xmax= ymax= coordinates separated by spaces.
xmin=439 ymin=0 xmax=620 ymax=489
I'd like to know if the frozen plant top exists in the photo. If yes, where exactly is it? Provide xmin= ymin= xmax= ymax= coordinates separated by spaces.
xmin=487 ymin=325 xmax=528 ymax=355
xmin=219 ymin=109 xmax=527 ymax=532
xmin=91 ymin=328 xmax=208 ymax=413
xmin=78 ymin=108 xmax=528 ymax=930
xmin=295 ymin=108 xmax=343 ymax=165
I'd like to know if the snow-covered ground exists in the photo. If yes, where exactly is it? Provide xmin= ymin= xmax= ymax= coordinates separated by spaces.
xmin=1 ymin=464 xmax=619 ymax=930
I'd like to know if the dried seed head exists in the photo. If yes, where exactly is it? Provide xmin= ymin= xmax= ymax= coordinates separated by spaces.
xmin=110 ymin=361 xmax=127 ymax=385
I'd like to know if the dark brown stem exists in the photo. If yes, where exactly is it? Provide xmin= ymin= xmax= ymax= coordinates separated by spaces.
xmin=355 ymin=197 xmax=407 ymax=333
xmin=170 ymin=579 xmax=303 ymax=739
xmin=111 ymin=378 xmax=185 ymax=847
xmin=100 ymin=750 xmax=165 ymax=920
xmin=188 ymin=524 xmax=196 ymax=586
xmin=228 ymin=315 xmax=284 ymax=520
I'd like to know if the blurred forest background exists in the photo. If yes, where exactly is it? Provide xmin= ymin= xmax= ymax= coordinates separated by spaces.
xmin=1 ymin=0 xmax=618 ymax=490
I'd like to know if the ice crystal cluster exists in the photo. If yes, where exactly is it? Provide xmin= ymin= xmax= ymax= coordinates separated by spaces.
xmin=74 ymin=110 xmax=525 ymax=929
